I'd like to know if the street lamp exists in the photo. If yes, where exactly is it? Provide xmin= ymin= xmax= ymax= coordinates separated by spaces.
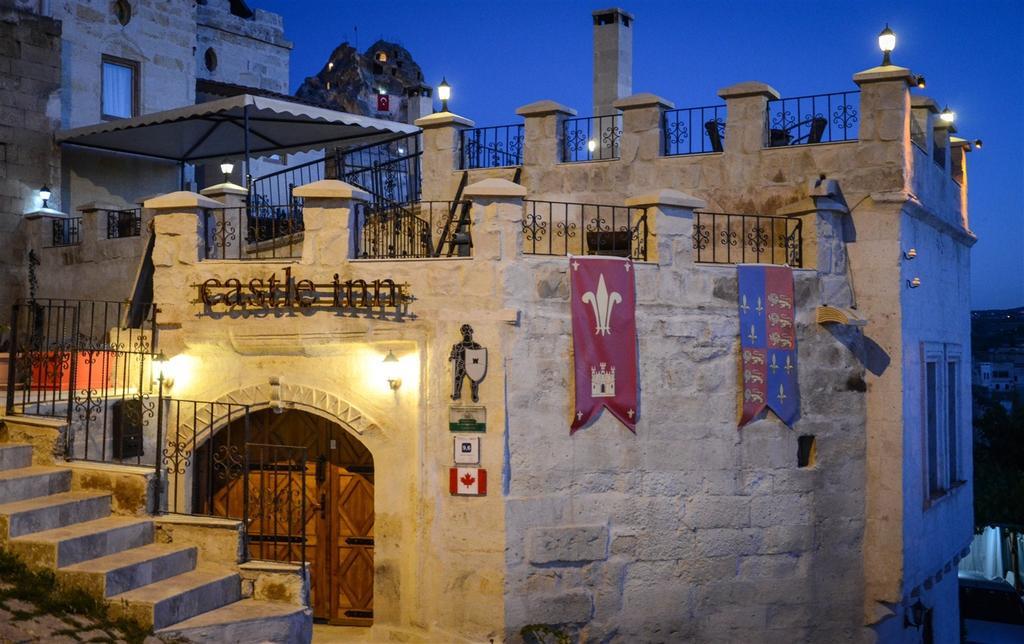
xmin=437 ymin=78 xmax=451 ymax=112
xmin=974 ymin=139 xmax=983 ymax=150
xmin=940 ymin=106 xmax=955 ymax=124
xmin=915 ymin=75 xmax=926 ymax=89
xmin=382 ymin=349 xmax=401 ymax=390
xmin=878 ymin=24 xmax=896 ymax=66
xmin=219 ymin=162 xmax=233 ymax=184
xmin=39 ymin=185 xmax=51 ymax=209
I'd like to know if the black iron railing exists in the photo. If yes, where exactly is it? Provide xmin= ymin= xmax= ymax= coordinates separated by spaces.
xmin=664 ymin=105 xmax=726 ymax=155
xmin=51 ymin=218 xmax=81 ymax=247
xmin=336 ymin=133 xmax=422 ymax=207
xmin=692 ymin=212 xmax=802 ymax=266
xmin=106 ymin=208 xmax=142 ymax=239
xmin=354 ymin=200 xmax=468 ymax=259
xmin=765 ymin=91 xmax=860 ymax=147
xmin=460 ymin=124 xmax=524 ymax=169
xmin=522 ymin=201 xmax=648 ymax=261
xmin=562 ymin=115 xmax=622 ymax=162
xmin=202 ymin=202 xmax=304 ymax=260
xmin=4 ymin=299 xmax=160 ymax=464
xmin=250 ymin=156 xmax=324 ymax=208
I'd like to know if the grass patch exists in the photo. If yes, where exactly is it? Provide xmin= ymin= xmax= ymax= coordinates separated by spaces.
xmin=0 ymin=549 xmax=153 ymax=643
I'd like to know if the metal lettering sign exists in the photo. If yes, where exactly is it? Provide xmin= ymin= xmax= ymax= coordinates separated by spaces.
xmin=196 ymin=267 xmax=413 ymax=317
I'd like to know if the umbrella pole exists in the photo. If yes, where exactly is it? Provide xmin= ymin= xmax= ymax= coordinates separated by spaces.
xmin=178 ymin=162 xmax=185 ymax=190
xmin=243 ymin=104 xmax=251 ymax=208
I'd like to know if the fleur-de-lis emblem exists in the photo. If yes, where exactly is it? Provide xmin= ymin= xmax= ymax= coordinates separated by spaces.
xmin=784 ymin=355 xmax=794 ymax=374
xmin=756 ymin=297 xmax=764 ymax=314
xmin=777 ymin=384 xmax=787 ymax=404
xmin=740 ymin=295 xmax=750 ymax=313
xmin=747 ymin=324 xmax=758 ymax=343
xmin=769 ymin=354 xmax=779 ymax=373
xmin=582 ymin=273 xmax=621 ymax=336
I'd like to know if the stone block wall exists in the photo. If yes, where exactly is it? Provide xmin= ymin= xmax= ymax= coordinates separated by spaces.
xmin=196 ymin=0 xmax=292 ymax=94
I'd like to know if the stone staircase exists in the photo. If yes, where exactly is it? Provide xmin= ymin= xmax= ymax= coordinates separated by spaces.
xmin=0 ymin=441 xmax=311 ymax=642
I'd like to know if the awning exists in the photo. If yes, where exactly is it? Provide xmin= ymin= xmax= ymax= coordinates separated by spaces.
xmin=55 ymin=94 xmax=420 ymax=163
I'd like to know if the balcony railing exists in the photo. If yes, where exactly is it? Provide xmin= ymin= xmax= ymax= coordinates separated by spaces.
xmin=106 ymin=208 xmax=142 ymax=239
xmin=765 ymin=91 xmax=860 ymax=147
xmin=522 ymin=201 xmax=648 ymax=261
xmin=250 ymin=156 xmax=324 ymax=207
xmin=562 ymin=115 xmax=622 ymax=162
xmin=336 ymin=133 xmax=422 ymax=207
xmin=460 ymin=124 xmax=524 ymax=169
xmin=51 ymin=217 xmax=81 ymax=247
xmin=202 ymin=202 xmax=303 ymax=260
xmin=692 ymin=212 xmax=802 ymax=267
xmin=664 ymin=105 xmax=726 ymax=155
xmin=353 ymin=200 xmax=468 ymax=259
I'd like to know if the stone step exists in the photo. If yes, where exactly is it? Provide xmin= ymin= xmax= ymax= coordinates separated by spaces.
xmin=7 ymin=516 xmax=153 ymax=569
xmin=58 ymin=543 xmax=197 ymax=597
xmin=0 ymin=490 xmax=111 ymax=543
xmin=108 ymin=565 xmax=241 ymax=630
xmin=0 ymin=465 xmax=71 ymax=503
xmin=0 ymin=444 xmax=33 ymax=471
xmin=155 ymin=599 xmax=312 ymax=643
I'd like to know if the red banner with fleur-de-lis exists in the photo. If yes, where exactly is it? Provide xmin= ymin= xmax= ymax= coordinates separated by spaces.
xmin=570 ymin=256 xmax=639 ymax=434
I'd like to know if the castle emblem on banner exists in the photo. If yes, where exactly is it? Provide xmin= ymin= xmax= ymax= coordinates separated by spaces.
xmin=591 ymin=363 xmax=616 ymax=397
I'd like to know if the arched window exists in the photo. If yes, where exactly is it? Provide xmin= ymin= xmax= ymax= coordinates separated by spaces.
xmin=114 ymin=0 xmax=132 ymax=26
xmin=204 ymin=48 xmax=218 ymax=72
xmin=375 ymin=51 xmax=388 ymax=64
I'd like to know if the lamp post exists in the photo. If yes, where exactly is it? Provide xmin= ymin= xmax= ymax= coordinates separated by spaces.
xmin=219 ymin=162 xmax=234 ymax=184
xmin=437 ymin=78 xmax=451 ymax=112
xmin=878 ymin=24 xmax=896 ymax=66
xmin=39 ymin=185 xmax=51 ymax=209
xmin=940 ymin=106 xmax=955 ymax=124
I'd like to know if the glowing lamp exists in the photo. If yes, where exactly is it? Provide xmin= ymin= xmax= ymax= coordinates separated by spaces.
xmin=437 ymin=78 xmax=451 ymax=112
xmin=154 ymin=351 xmax=174 ymax=389
xmin=878 ymin=24 xmax=896 ymax=66
xmin=940 ymin=106 xmax=955 ymax=124
xmin=382 ymin=349 xmax=401 ymax=390
xmin=915 ymin=75 xmax=926 ymax=89
xmin=587 ymin=139 xmax=597 ymax=153
xmin=973 ymin=139 xmax=982 ymax=150
xmin=39 ymin=185 xmax=51 ymax=208
xmin=219 ymin=162 xmax=234 ymax=183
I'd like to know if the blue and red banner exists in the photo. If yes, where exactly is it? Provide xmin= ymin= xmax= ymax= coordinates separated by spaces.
xmin=738 ymin=265 xmax=799 ymax=427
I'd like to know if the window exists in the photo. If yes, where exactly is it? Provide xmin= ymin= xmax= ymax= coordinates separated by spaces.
xmin=923 ymin=342 xmax=963 ymax=502
xmin=204 ymin=47 xmax=218 ymax=72
xmin=101 ymin=56 xmax=138 ymax=119
xmin=114 ymin=0 xmax=132 ymax=26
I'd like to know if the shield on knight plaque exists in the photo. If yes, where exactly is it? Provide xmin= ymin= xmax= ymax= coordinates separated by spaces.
xmin=465 ymin=348 xmax=488 ymax=383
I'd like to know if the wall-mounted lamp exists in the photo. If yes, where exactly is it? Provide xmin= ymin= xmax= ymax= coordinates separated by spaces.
xmin=587 ymin=139 xmax=597 ymax=153
xmin=973 ymin=139 xmax=983 ymax=150
xmin=878 ymin=24 xmax=896 ymax=66
xmin=154 ymin=351 xmax=174 ymax=389
xmin=382 ymin=349 xmax=401 ymax=390
xmin=915 ymin=75 xmax=926 ymax=89
xmin=437 ymin=77 xmax=451 ymax=112
xmin=940 ymin=105 xmax=955 ymax=124
xmin=219 ymin=162 xmax=234 ymax=184
xmin=39 ymin=185 xmax=51 ymax=209
xmin=904 ymin=599 xmax=926 ymax=628
xmin=907 ymin=277 xmax=921 ymax=288
xmin=904 ymin=248 xmax=917 ymax=260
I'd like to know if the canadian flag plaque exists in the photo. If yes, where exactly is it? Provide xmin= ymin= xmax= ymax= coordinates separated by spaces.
xmin=449 ymin=467 xmax=487 ymax=496
xmin=570 ymin=256 xmax=639 ymax=433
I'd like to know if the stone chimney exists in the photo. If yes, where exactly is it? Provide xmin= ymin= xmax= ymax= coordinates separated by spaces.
xmin=405 ymin=83 xmax=434 ymax=124
xmin=592 ymin=8 xmax=633 ymax=116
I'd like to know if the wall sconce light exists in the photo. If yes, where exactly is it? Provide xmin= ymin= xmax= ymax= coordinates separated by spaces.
xmin=154 ymin=351 xmax=174 ymax=389
xmin=940 ymin=106 xmax=955 ymax=124
xmin=219 ymin=162 xmax=233 ymax=184
xmin=915 ymin=75 xmax=926 ymax=89
xmin=878 ymin=24 xmax=896 ymax=66
xmin=904 ymin=248 xmax=917 ymax=260
xmin=973 ymin=139 xmax=983 ymax=150
xmin=39 ymin=185 xmax=51 ymax=209
xmin=907 ymin=277 xmax=921 ymax=288
xmin=437 ymin=78 xmax=451 ymax=112
xmin=587 ymin=139 xmax=597 ymax=153
xmin=382 ymin=349 xmax=401 ymax=390
xmin=904 ymin=599 xmax=926 ymax=628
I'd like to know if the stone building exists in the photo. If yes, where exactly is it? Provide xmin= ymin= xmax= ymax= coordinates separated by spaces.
xmin=0 ymin=5 xmax=977 ymax=644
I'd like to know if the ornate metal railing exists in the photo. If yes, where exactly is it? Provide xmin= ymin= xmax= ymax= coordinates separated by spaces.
xmin=51 ymin=217 xmax=81 ymax=247
xmin=4 ymin=298 xmax=160 ymax=465
xmin=202 ymin=202 xmax=303 ymax=260
xmin=336 ymin=133 xmax=422 ymax=208
xmin=562 ymin=115 xmax=622 ymax=162
xmin=692 ymin=212 xmax=802 ymax=266
xmin=664 ymin=105 xmax=726 ymax=155
xmin=353 ymin=200 xmax=468 ymax=259
xmin=765 ymin=91 xmax=860 ymax=147
xmin=106 ymin=208 xmax=142 ymax=239
xmin=460 ymin=124 xmax=524 ymax=169
xmin=522 ymin=201 xmax=648 ymax=261
xmin=250 ymin=156 xmax=324 ymax=208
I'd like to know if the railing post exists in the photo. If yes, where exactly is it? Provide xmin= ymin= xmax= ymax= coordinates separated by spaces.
xmin=613 ymin=94 xmax=674 ymax=162
xmin=5 ymin=303 xmax=19 ymax=413
xmin=414 ymin=112 xmax=475 ymax=201
xmin=516 ymin=100 xmax=577 ymax=172
xmin=292 ymin=179 xmax=370 ymax=263
xmin=152 ymin=372 xmax=165 ymax=514
xmin=717 ymin=81 xmax=780 ymax=154
xmin=852 ymin=64 xmax=913 ymax=195
xmin=624 ymin=190 xmax=707 ymax=266
xmin=462 ymin=178 xmax=527 ymax=261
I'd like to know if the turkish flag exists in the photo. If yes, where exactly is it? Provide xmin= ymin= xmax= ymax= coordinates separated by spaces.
xmin=570 ymin=256 xmax=639 ymax=433
xmin=449 ymin=467 xmax=486 ymax=496
xmin=376 ymin=94 xmax=390 ymax=112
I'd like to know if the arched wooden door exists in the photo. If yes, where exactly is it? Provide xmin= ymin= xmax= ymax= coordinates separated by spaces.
xmin=197 ymin=409 xmax=374 ymax=625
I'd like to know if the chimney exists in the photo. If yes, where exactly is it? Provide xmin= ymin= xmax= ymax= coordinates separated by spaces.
xmin=592 ymin=8 xmax=633 ymax=116
xmin=405 ymin=83 xmax=434 ymax=124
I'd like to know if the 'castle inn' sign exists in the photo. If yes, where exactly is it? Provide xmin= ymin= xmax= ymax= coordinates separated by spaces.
xmin=197 ymin=267 xmax=412 ymax=314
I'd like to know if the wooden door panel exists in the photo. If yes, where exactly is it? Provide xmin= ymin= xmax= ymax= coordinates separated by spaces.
xmin=332 ymin=470 xmax=374 ymax=625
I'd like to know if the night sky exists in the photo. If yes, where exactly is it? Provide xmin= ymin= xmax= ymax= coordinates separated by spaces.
xmin=257 ymin=0 xmax=1023 ymax=310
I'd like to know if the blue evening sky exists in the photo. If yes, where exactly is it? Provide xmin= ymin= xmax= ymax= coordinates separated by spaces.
xmin=257 ymin=0 xmax=1023 ymax=310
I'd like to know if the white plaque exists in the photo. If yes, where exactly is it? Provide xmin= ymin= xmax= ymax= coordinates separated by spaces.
xmin=453 ymin=436 xmax=480 ymax=465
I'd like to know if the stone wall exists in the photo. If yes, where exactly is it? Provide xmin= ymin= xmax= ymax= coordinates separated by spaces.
xmin=0 ymin=5 xmax=62 ymax=323
xmin=195 ymin=0 xmax=291 ymax=94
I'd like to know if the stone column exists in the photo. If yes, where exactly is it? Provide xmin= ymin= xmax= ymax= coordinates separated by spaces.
xmin=516 ymin=100 xmax=577 ymax=170
xmin=852 ymin=65 xmax=914 ymax=192
xmin=199 ymin=182 xmax=248 ymax=209
xmin=414 ymin=111 xmax=475 ymax=201
xmin=143 ymin=191 xmax=221 ymax=331
xmin=76 ymin=202 xmax=118 ymax=248
xmin=717 ymin=81 xmax=780 ymax=154
xmin=613 ymin=93 xmax=674 ymax=162
xmin=462 ymin=178 xmax=527 ymax=261
xmin=292 ymin=179 xmax=370 ymax=265
xmin=624 ymin=189 xmax=707 ymax=266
